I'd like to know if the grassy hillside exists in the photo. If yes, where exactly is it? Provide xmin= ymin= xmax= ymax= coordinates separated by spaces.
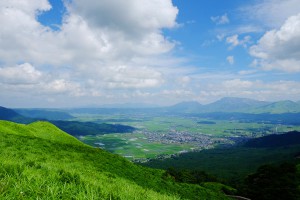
xmin=0 ymin=120 xmax=230 ymax=199
xmin=0 ymin=120 xmax=84 ymax=146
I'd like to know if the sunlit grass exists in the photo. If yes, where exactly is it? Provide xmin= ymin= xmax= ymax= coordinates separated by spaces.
xmin=0 ymin=120 xmax=230 ymax=199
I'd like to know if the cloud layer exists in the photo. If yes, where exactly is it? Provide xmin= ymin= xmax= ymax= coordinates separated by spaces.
xmin=0 ymin=0 xmax=181 ymax=106
xmin=243 ymin=0 xmax=300 ymax=28
xmin=250 ymin=13 xmax=300 ymax=72
xmin=0 ymin=0 xmax=299 ymax=107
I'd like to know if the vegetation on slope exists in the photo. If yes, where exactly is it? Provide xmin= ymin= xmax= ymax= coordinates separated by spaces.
xmin=143 ymin=131 xmax=300 ymax=183
xmin=0 ymin=120 xmax=230 ymax=199
xmin=242 ymin=162 xmax=300 ymax=200
xmin=0 ymin=120 xmax=84 ymax=146
xmin=244 ymin=131 xmax=300 ymax=147
xmin=51 ymin=120 xmax=135 ymax=136
xmin=143 ymin=132 xmax=300 ymax=199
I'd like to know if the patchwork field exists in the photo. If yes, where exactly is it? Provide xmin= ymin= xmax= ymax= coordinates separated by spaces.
xmin=73 ymin=113 xmax=300 ymax=160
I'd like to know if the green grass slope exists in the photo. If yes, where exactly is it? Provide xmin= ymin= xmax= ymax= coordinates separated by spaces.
xmin=0 ymin=120 xmax=84 ymax=146
xmin=0 ymin=120 xmax=230 ymax=199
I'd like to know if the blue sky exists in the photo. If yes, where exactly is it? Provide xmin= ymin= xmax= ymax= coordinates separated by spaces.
xmin=0 ymin=0 xmax=300 ymax=107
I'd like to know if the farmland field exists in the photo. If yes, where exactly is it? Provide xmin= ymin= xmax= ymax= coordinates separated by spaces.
xmin=72 ymin=113 xmax=300 ymax=160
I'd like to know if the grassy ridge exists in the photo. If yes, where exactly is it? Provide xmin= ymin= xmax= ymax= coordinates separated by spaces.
xmin=0 ymin=120 xmax=84 ymax=146
xmin=0 ymin=120 xmax=229 ymax=199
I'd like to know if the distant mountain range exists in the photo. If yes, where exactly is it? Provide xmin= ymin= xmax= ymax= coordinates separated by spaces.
xmin=1 ymin=97 xmax=300 ymax=118
xmin=65 ymin=97 xmax=300 ymax=114
xmin=168 ymin=97 xmax=300 ymax=114
xmin=249 ymin=100 xmax=300 ymax=114
xmin=0 ymin=106 xmax=33 ymax=123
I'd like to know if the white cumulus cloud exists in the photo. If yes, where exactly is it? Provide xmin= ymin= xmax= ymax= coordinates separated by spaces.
xmin=226 ymin=34 xmax=251 ymax=49
xmin=250 ymin=13 xmax=300 ymax=72
xmin=0 ymin=0 xmax=179 ymax=99
xmin=0 ymin=63 xmax=42 ymax=84
xmin=69 ymin=0 xmax=178 ymax=34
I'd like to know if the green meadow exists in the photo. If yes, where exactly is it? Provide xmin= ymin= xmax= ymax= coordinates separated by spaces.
xmin=81 ymin=133 xmax=194 ymax=160
xmin=74 ymin=114 xmax=300 ymax=159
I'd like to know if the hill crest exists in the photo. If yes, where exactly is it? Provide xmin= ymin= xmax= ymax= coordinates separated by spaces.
xmin=0 ymin=120 xmax=84 ymax=146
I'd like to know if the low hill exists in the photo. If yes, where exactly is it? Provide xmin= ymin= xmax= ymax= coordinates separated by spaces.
xmin=167 ymin=101 xmax=203 ymax=113
xmin=143 ymin=131 xmax=300 ymax=183
xmin=14 ymin=109 xmax=75 ymax=120
xmin=0 ymin=120 xmax=83 ymax=146
xmin=250 ymin=100 xmax=300 ymax=114
xmin=201 ymin=97 xmax=269 ymax=113
xmin=244 ymin=131 xmax=300 ymax=148
xmin=0 ymin=106 xmax=32 ymax=123
xmin=0 ymin=120 xmax=230 ymax=199
xmin=51 ymin=120 xmax=136 ymax=136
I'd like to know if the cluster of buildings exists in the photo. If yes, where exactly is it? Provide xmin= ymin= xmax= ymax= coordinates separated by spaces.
xmin=142 ymin=130 xmax=218 ymax=148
